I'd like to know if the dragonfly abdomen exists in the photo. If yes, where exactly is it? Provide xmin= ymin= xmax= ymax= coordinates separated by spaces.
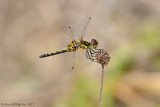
xmin=39 ymin=49 xmax=68 ymax=58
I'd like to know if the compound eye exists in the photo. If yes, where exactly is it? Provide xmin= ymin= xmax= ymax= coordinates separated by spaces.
xmin=91 ymin=39 xmax=98 ymax=46
xmin=92 ymin=41 xmax=96 ymax=45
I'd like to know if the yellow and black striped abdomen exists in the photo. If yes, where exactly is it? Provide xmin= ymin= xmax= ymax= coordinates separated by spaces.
xmin=39 ymin=49 xmax=69 ymax=58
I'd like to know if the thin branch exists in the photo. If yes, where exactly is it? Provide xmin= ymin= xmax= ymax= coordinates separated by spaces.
xmin=98 ymin=65 xmax=104 ymax=107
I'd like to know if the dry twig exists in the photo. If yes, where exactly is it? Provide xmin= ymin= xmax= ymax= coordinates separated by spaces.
xmin=95 ymin=49 xmax=110 ymax=107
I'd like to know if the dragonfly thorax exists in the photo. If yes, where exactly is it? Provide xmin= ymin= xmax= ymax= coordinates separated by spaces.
xmin=66 ymin=38 xmax=98 ymax=52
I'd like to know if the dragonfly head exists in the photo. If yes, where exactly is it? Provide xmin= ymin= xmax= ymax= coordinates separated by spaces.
xmin=90 ymin=39 xmax=98 ymax=49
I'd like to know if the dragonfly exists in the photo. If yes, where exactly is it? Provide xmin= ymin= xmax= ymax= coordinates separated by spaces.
xmin=39 ymin=17 xmax=101 ymax=69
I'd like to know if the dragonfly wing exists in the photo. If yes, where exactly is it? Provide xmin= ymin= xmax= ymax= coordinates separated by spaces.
xmin=60 ymin=26 xmax=75 ymax=48
xmin=60 ymin=17 xmax=92 ymax=72
xmin=74 ymin=49 xmax=93 ymax=69
xmin=76 ymin=17 xmax=92 ymax=39
xmin=60 ymin=26 xmax=76 ymax=72
xmin=71 ymin=51 xmax=76 ymax=70
xmin=60 ymin=51 xmax=75 ymax=72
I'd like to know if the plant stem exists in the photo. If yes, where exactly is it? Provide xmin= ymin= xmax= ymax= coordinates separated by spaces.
xmin=98 ymin=65 xmax=104 ymax=107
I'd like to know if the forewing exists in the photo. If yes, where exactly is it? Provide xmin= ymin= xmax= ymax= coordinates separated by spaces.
xmin=76 ymin=17 xmax=91 ymax=40
xmin=60 ymin=27 xmax=76 ymax=72
xmin=60 ymin=26 xmax=74 ymax=48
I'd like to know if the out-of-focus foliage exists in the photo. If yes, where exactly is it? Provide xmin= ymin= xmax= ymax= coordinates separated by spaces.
xmin=0 ymin=0 xmax=160 ymax=107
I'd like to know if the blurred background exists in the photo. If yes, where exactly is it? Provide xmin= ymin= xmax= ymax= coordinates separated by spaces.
xmin=0 ymin=0 xmax=160 ymax=107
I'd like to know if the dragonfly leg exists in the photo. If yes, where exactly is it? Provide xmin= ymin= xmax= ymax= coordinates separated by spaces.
xmin=90 ymin=48 xmax=103 ymax=53
xmin=89 ymin=48 xmax=99 ymax=58
xmin=89 ymin=48 xmax=94 ymax=57
xmin=86 ymin=49 xmax=92 ymax=60
xmin=86 ymin=49 xmax=98 ymax=62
